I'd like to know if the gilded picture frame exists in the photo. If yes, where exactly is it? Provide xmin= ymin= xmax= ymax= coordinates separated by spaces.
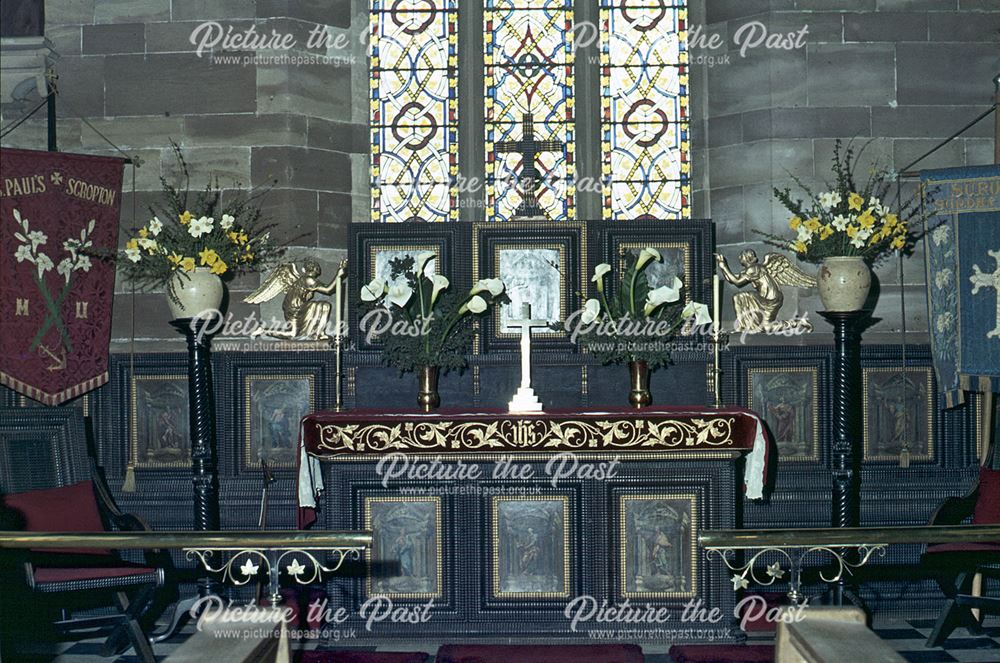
xmin=619 ymin=493 xmax=697 ymax=599
xmin=491 ymin=496 xmax=570 ymax=599
xmin=746 ymin=367 xmax=820 ymax=463
xmin=130 ymin=375 xmax=190 ymax=469
xmin=243 ymin=374 xmax=315 ymax=469
xmin=365 ymin=496 xmax=443 ymax=600
xmin=863 ymin=367 xmax=935 ymax=463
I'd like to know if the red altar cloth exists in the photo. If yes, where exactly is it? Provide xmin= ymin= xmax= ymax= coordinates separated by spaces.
xmin=297 ymin=407 xmax=770 ymax=527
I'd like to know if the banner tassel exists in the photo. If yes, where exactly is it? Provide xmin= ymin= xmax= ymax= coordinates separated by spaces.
xmin=122 ymin=463 xmax=136 ymax=492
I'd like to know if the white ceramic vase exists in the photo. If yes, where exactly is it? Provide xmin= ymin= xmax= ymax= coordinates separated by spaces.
xmin=166 ymin=267 xmax=224 ymax=319
xmin=817 ymin=256 xmax=871 ymax=312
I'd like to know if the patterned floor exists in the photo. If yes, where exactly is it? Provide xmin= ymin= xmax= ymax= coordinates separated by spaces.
xmin=5 ymin=617 xmax=998 ymax=662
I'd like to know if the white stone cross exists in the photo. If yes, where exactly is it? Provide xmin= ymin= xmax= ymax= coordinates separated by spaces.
xmin=507 ymin=302 xmax=548 ymax=413
xmin=970 ymin=249 xmax=1000 ymax=339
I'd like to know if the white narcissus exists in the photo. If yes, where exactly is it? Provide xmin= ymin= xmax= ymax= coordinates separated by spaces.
xmin=471 ymin=278 xmax=504 ymax=297
xmin=581 ymin=298 xmax=601 ymax=324
xmin=219 ymin=214 xmax=235 ymax=230
xmin=460 ymin=295 xmax=487 ymax=315
xmin=643 ymin=277 xmax=682 ymax=315
xmin=430 ymin=274 xmax=450 ymax=305
xmin=819 ymin=191 xmax=841 ymax=210
xmin=387 ymin=283 xmax=413 ymax=308
xmin=683 ymin=301 xmax=712 ymax=326
xmin=148 ymin=217 xmax=163 ymax=236
xmin=635 ymin=247 xmax=662 ymax=271
xmin=360 ymin=278 xmax=387 ymax=302
xmin=188 ymin=215 xmax=214 ymax=238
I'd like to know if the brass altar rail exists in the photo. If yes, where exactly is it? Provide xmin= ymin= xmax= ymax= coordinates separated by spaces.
xmin=0 ymin=530 xmax=372 ymax=549
xmin=699 ymin=525 xmax=1000 ymax=549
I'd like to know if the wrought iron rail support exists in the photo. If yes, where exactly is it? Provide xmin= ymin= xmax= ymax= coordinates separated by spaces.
xmin=170 ymin=316 xmax=222 ymax=598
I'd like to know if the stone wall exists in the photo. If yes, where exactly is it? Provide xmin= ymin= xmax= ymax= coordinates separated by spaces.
xmin=689 ymin=0 xmax=999 ymax=343
xmin=0 ymin=0 xmax=996 ymax=349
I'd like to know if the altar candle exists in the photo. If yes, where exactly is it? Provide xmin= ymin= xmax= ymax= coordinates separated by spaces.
xmin=334 ymin=272 xmax=343 ymax=340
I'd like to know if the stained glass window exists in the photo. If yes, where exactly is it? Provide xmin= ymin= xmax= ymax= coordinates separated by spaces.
xmin=370 ymin=0 xmax=458 ymax=223
xmin=600 ymin=1 xmax=690 ymax=219
xmin=484 ymin=0 xmax=575 ymax=222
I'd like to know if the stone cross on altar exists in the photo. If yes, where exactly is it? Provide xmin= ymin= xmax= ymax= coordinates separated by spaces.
xmin=970 ymin=249 xmax=1000 ymax=339
xmin=495 ymin=112 xmax=564 ymax=219
xmin=507 ymin=302 xmax=548 ymax=413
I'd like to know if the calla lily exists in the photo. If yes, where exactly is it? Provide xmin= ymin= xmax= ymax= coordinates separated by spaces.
xmin=471 ymin=278 xmax=504 ymax=297
xmin=414 ymin=251 xmax=436 ymax=276
xmin=635 ymin=247 xmax=662 ymax=271
xmin=591 ymin=263 xmax=611 ymax=282
xmin=643 ymin=278 xmax=683 ymax=315
xmin=581 ymin=298 xmax=601 ymax=324
xmin=430 ymin=274 xmax=450 ymax=306
xmin=459 ymin=295 xmax=488 ymax=315
xmin=683 ymin=301 xmax=713 ymax=326
xmin=360 ymin=278 xmax=386 ymax=302
xmin=387 ymin=283 xmax=413 ymax=308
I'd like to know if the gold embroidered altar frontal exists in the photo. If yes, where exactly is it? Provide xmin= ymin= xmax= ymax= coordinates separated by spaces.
xmin=302 ymin=407 xmax=765 ymax=457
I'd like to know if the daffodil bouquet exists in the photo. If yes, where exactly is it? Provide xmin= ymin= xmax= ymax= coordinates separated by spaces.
xmin=762 ymin=140 xmax=918 ymax=264
xmin=358 ymin=252 xmax=507 ymax=372
xmin=571 ymin=247 xmax=712 ymax=370
xmin=118 ymin=143 xmax=283 ymax=301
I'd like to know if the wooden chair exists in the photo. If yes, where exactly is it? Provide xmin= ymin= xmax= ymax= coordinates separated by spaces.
xmin=0 ymin=407 xmax=166 ymax=663
xmin=921 ymin=464 xmax=1000 ymax=647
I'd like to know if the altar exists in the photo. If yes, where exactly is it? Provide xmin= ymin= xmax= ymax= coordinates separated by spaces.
xmin=297 ymin=407 xmax=768 ymax=641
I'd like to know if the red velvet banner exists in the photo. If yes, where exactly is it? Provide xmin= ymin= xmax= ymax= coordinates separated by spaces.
xmin=0 ymin=148 xmax=125 ymax=404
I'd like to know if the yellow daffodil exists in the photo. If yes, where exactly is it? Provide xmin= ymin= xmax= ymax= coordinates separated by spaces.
xmin=848 ymin=192 xmax=864 ymax=211
xmin=210 ymin=259 xmax=228 ymax=275
xmin=820 ymin=225 xmax=834 ymax=240
xmin=804 ymin=218 xmax=821 ymax=232
xmin=243 ymin=252 xmax=255 ymax=262
xmin=891 ymin=236 xmax=905 ymax=250
xmin=858 ymin=210 xmax=875 ymax=229
xmin=884 ymin=213 xmax=898 ymax=227
xmin=789 ymin=216 xmax=802 ymax=230
xmin=180 ymin=257 xmax=196 ymax=272
xmin=238 ymin=232 xmax=249 ymax=245
xmin=168 ymin=252 xmax=183 ymax=267
xmin=125 ymin=238 xmax=139 ymax=250
xmin=198 ymin=248 xmax=219 ymax=266
xmin=179 ymin=210 xmax=192 ymax=225
xmin=227 ymin=231 xmax=239 ymax=243
xmin=138 ymin=227 xmax=149 ymax=239
xmin=791 ymin=240 xmax=808 ymax=254
xmin=846 ymin=225 xmax=859 ymax=238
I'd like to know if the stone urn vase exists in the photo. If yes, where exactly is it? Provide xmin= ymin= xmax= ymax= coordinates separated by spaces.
xmin=628 ymin=360 xmax=651 ymax=408
xmin=166 ymin=267 xmax=225 ymax=319
xmin=817 ymin=256 xmax=871 ymax=312
xmin=417 ymin=365 xmax=441 ymax=412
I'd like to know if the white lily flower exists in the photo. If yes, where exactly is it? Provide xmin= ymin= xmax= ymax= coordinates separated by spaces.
xmin=591 ymin=263 xmax=611 ymax=282
xmin=471 ymin=278 xmax=504 ymax=297
xmin=683 ymin=301 xmax=712 ymax=326
xmin=581 ymin=298 xmax=601 ymax=324
xmin=14 ymin=245 xmax=32 ymax=263
xmin=460 ymin=295 xmax=488 ymax=315
xmin=387 ymin=282 xmax=413 ymax=308
xmin=643 ymin=278 xmax=682 ymax=315
xmin=430 ymin=274 xmax=450 ymax=305
xmin=414 ymin=251 xmax=436 ymax=276
xmin=635 ymin=247 xmax=662 ymax=271
xmin=360 ymin=278 xmax=387 ymax=302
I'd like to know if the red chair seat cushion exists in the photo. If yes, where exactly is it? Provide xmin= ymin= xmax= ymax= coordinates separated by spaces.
xmin=925 ymin=542 xmax=1000 ymax=554
xmin=973 ymin=467 xmax=1000 ymax=525
xmin=299 ymin=652 xmax=429 ymax=663
xmin=34 ymin=563 xmax=156 ymax=584
xmin=668 ymin=644 xmax=775 ymax=663
xmin=435 ymin=644 xmax=644 ymax=663
xmin=1 ymin=480 xmax=109 ymax=554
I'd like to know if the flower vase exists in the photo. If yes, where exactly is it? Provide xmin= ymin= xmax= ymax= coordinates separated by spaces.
xmin=167 ymin=267 xmax=224 ymax=319
xmin=628 ymin=360 xmax=651 ymax=408
xmin=817 ymin=256 xmax=871 ymax=312
xmin=417 ymin=366 xmax=440 ymax=412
